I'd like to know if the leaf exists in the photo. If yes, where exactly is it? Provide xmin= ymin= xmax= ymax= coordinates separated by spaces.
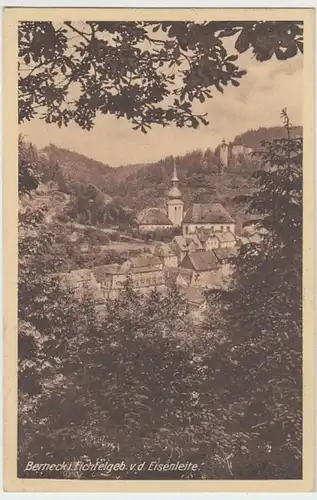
xmin=200 ymin=116 xmax=209 ymax=126
xmin=275 ymin=44 xmax=297 ymax=61
xmin=226 ymin=54 xmax=239 ymax=62
xmin=235 ymin=29 xmax=251 ymax=54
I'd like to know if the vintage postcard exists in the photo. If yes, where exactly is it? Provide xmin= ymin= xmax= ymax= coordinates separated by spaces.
xmin=3 ymin=7 xmax=316 ymax=493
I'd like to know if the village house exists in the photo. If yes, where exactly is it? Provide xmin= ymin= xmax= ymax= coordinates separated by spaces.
xmin=182 ymin=203 xmax=235 ymax=236
xmin=179 ymin=251 xmax=221 ymax=288
xmin=93 ymin=264 xmax=127 ymax=300
xmin=170 ymin=234 xmax=203 ymax=264
xmin=165 ymin=267 xmax=195 ymax=288
xmin=120 ymin=255 xmax=165 ymax=293
xmin=153 ymin=243 xmax=178 ymax=267
xmin=215 ymin=231 xmax=237 ymax=248
xmin=196 ymin=229 xmax=237 ymax=250
xmin=212 ymin=247 xmax=238 ymax=277
xmin=179 ymin=248 xmax=238 ymax=289
xmin=196 ymin=230 xmax=220 ymax=251
xmin=137 ymin=207 xmax=174 ymax=234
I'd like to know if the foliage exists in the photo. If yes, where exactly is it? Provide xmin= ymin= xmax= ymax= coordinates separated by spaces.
xmin=43 ymin=144 xmax=114 ymax=193
xmin=18 ymin=135 xmax=41 ymax=196
xmin=19 ymin=21 xmax=302 ymax=131
xmin=139 ymin=226 xmax=182 ymax=243
xmin=232 ymin=125 xmax=302 ymax=151
xmin=204 ymin=109 xmax=303 ymax=478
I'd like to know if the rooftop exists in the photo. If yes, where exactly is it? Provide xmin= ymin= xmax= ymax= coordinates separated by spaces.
xmin=137 ymin=208 xmax=173 ymax=226
xmin=165 ymin=267 xmax=194 ymax=287
xmin=93 ymin=264 xmax=124 ymax=281
xmin=183 ymin=203 xmax=234 ymax=225
xmin=154 ymin=243 xmax=176 ymax=258
xmin=181 ymin=251 xmax=219 ymax=272
xmin=173 ymin=234 xmax=203 ymax=251
xmin=212 ymin=247 xmax=238 ymax=262
xmin=128 ymin=255 xmax=162 ymax=269
xmin=167 ymin=186 xmax=182 ymax=199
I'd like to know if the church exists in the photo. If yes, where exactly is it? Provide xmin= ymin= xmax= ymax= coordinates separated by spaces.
xmin=137 ymin=161 xmax=235 ymax=236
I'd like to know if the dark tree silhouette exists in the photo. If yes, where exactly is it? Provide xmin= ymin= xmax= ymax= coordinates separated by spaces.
xmin=19 ymin=21 xmax=303 ymax=131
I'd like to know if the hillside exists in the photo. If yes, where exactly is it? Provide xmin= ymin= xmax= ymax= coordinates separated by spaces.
xmin=232 ymin=125 xmax=302 ymax=150
xmin=40 ymin=124 xmax=302 ymax=199
xmin=42 ymin=144 xmax=115 ymax=193
xmin=41 ymin=144 xmax=148 ymax=195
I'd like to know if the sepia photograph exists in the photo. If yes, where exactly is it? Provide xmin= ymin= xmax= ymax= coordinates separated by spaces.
xmin=3 ymin=7 xmax=315 ymax=492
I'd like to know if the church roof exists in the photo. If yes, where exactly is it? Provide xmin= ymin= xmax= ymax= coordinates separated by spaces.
xmin=167 ymin=186 xmax=182 ymax=199
xmin=183 ymin=203 xmax=234 ymax=224
xmin=137 ymin=208 xmax=173 ymax=226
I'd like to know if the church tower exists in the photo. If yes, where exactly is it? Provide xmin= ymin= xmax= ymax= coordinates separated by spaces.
xmin=219 ymin=139 xmax=228 ymax=172
xmin=166 ymin=161 xmax=184 ymax=227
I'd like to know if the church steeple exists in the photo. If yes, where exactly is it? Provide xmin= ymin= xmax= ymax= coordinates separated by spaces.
xmin=171 ymin=161 xmax=179 ymax=183
xmin=166 ymin=159 xmax=184 ymax=226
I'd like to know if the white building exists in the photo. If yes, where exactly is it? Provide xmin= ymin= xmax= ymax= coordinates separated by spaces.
xmin=182 ymin=203 xmax=235 ymax=236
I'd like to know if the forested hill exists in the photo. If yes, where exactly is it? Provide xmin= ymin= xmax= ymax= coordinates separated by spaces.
xmin=40 ymin=124 xmax=302 ymax=202
xmin=42 ymin=144 xmax=114 ymax=193
xmin=109 ymin=124 xmax=302 ymax=212
xmin=232 ymin=125 xmax=302 ymax=150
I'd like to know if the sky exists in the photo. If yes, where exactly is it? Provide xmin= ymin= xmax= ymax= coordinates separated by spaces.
xmin=20 ymin=41 xmax=303 ymax=168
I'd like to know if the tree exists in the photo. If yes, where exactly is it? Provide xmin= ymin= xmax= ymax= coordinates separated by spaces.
xmin=204 ymin=109 xmax=302 ymax=478
xmin=19 ymin=21 xmax=303 ymax=131
xmin=18 ymin=134 xmax=41 ymax=196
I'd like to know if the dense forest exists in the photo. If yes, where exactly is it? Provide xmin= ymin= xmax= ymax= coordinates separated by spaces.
xmin=18 ymin=112 xmax=303 ymax=479
xmin=232 ymin=125 xmax=302 ymax=150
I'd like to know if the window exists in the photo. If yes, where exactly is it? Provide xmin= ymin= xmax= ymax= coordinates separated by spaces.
xmin=227 ymin=225 xmax=230 ymax=231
